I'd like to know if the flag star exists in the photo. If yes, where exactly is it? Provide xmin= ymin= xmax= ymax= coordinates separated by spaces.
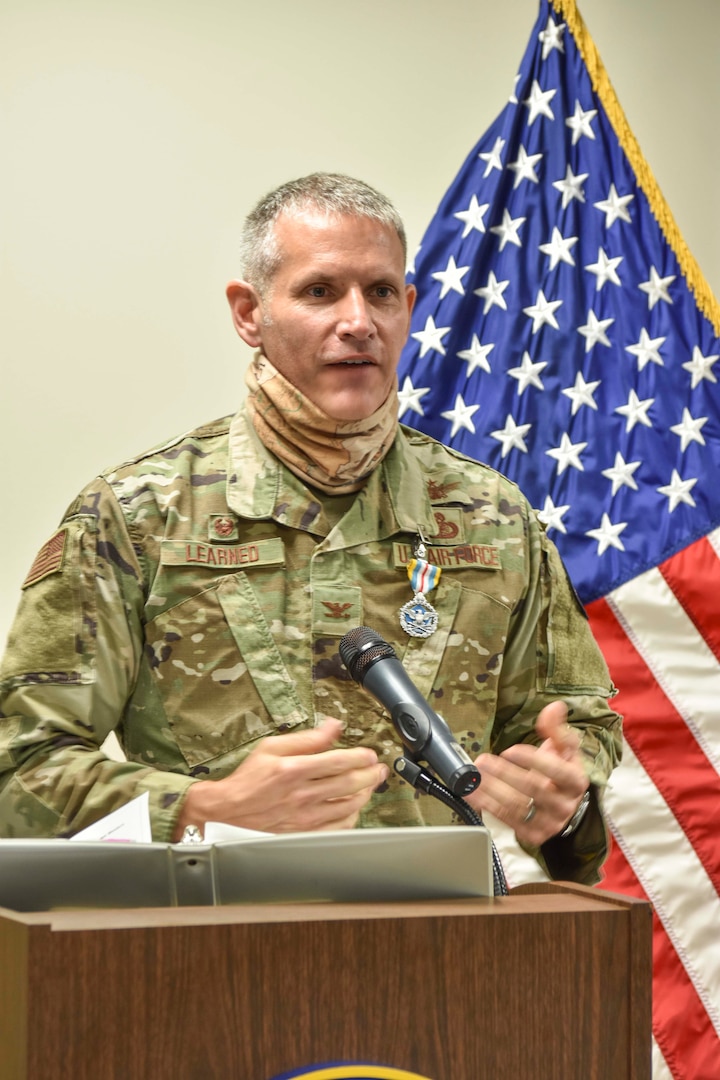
xmin=577 ymin=309 xmax=614 ymax=351
xmin=523 ymin=289 xmax=562 ymax=333
xmin=411 ymin=315 xmax=451 ymax=358
xmin=509 ymin=73 xmax=521 ymax=104
xmin=454 ymin=194 xmax=490 ymax=238
xmin=537 ymin=495 xmax=570 ymax=533
xmin=670 ymin=407 xmax=708 ymax=451
xmin=546 ymin=432 xmax=587 ymax=474
xmin=397 ymin=376 xmax=430 ymax=419
xmin=490 ymin=208 xmax=526 ymax=250
xmin=565 ymin=100 xmax=597 ymax=144
xmin=552 ymin=165 xmax=588 ymax=208
xmin=508 ymin=351 xmax=547 ymax=394
xmin=507 ymin=145 xmax=543 ymax=188
xmin=593 ymin=183 xmax=634 ymax=228
xmin=538 ymin=15 xmax=565 ymax=59
xmin=585 ymin=513 xmax=628 ymax=555
xmin=474 ymin=271 xmax=510 ymax=314
xmin=523 ymin=80 xmax=557 ymax=125
xmin=625 ymin=328 xmax=666 ymax=371
xmin=432 ymin=255 xmax=471 ymax=299
xmin=457 ymin=335 xmax=494 ymax=376
xmin=657 ymin=470 xmax=698 ymax=512
xmin=562 ymin=371 xmax=601 ymax=415
xmin=478 ymin=136 xmax=505 ymax=177
xmin=682 ymin=345 xmax=720 ymax=388
xmin=638 ymin=265 xmax=676 ymax=309
xmin=615 ymin=389 xmax=654 ymax=432
xmin=601 ymin=453 xmax=641 ymax=496
xmin=490 ymin=415 xmax=532 ymax=458
xmin=539 ymin=227 xmax=577 ymax=269
xmin=407 ymin=245 xmax=420 ymax=275
xmin=585 ymin=247 xmax=623 ymax=290
xmin=441 ymin=394 xmax=480 ymax=439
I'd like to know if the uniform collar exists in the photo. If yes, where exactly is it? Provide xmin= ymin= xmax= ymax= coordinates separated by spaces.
xmin=226 ymin=407 xmax=438 ymax=543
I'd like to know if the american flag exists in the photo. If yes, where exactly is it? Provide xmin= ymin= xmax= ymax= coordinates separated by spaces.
xmin=396 ymin=1 xmax=720 ymax=1076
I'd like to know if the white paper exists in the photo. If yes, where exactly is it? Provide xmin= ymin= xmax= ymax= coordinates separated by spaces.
xmin=203 ymin=821 xmax=271 ymax=842
xmin=69 ymin=791 xmax=153 ymax=843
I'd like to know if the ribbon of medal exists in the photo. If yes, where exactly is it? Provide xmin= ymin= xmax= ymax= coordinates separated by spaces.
xmin=399 ymin=530 xmax=442 ymax=638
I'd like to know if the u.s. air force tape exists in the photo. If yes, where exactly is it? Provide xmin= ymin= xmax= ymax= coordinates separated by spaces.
xmin=392 ymin=541 xmax=501 ymax=570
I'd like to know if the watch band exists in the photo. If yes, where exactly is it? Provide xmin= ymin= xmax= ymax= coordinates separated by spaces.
xmin=558 ymin=790 xmax=591 ymax=839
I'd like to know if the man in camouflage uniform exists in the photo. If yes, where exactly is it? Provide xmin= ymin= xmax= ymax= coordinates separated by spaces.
xmin=0 ymin=174 xmax=621 ymax=883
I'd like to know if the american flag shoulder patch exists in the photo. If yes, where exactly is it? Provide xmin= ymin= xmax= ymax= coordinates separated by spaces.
xmin=22 ymin=528 xmax=68 ymax=589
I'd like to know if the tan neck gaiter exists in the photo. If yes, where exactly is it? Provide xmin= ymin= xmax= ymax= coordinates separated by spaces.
xmin=244 ymin=352 xmax=398 ymax=494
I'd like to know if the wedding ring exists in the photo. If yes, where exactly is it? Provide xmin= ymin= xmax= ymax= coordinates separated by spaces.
xmin=522 ymin=797 xmax=537 ymax=824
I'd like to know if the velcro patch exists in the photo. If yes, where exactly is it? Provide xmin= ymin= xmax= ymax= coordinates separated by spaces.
xmin=312 ymin=585 xmax=362 ymax=634
xmin=393 ymin=541 xmax=501 ymax=570
xmin=22 ymin=529 xmax=68 ymax=588
xmin=429 ymin=508 xmax=465 ymax=542
xmin=208 ymin=514 xmax=239 ymax=542
xmin=161 ymin=537 xmax=285 ymax=569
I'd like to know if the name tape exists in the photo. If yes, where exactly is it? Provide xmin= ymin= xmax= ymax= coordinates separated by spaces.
xmin=161 ymin=538 xmax=285 ymax=569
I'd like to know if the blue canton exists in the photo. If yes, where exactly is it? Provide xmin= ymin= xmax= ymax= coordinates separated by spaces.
xmin=397 ymin=0 xmax=720 ymax=603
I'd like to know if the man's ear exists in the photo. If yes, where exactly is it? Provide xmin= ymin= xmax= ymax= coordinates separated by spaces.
xmin=403 ymin=283 xmax=417 ymax=338
xmin=226 ymin=280 xmax=264 ymax=348
xmin=405 ymin=282 xmax=417 ymax=319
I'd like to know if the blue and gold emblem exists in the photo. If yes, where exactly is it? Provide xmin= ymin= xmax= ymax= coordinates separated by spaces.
xmin=270 ymin=1065 xmax=434 ymax=1079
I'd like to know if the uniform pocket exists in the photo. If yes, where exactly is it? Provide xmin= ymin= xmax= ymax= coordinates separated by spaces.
xmin=144 ymin=574 xmax=308 ymax=769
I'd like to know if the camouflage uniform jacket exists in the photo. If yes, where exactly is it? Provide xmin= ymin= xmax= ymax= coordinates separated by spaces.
xmin=0 ymin=409 xmax=622 ymax=882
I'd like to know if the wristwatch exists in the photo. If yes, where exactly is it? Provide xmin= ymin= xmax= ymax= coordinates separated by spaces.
xmin=558 ymin=790 xmax=591 ymax=838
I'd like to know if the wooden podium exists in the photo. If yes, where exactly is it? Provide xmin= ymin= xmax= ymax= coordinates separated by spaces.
xmin=0 ymin=882 xmax=651 ymax=1080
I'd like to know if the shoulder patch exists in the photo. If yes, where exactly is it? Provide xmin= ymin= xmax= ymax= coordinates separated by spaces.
xmin=22 ymin=529 xmax=68 ymax=589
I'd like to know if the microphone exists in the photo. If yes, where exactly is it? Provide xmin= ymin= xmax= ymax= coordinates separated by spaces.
xmin=339 ymin=626 xmax=481 ymax=797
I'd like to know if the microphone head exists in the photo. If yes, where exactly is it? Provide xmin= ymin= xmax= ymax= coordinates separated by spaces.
xmin=339 ymin=626 xmax=397 ymax=685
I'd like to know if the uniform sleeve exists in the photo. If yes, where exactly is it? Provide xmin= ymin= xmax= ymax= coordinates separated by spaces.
xmin=490 ymin=508 xmax=623 ymax=885
xmin=0 ymin=481 xmax=196 ymax=841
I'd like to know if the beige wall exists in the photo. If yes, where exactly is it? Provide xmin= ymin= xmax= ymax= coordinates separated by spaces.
xmin=2 ymin=0 xmax=719 ymax=645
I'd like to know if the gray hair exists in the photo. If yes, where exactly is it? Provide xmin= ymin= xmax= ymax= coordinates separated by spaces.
xmin=240 ymin=172 xmax=407 ymax=295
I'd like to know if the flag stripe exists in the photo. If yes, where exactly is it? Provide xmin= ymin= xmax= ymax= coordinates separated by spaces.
xmin=707 ymin=529 xmax=720 ymax=562
xmin=587 ymin=596 xmax=720 ymax=895
xmin=607 ymin=565 xmax=720 ymax=776
xmin=601 ymin=738 xmax=720 ymax=1042
xmin=651 ymin=1042 xmax=675 ymax=1080
xmin=600 ymin=838 xmax=720 ymax=1079
xmin=658 ymin=528 xmax=720 ymax=664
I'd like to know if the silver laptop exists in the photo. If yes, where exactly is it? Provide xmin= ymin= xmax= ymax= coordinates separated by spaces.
xmin=0 ymin=826 xmax=492 ymax=912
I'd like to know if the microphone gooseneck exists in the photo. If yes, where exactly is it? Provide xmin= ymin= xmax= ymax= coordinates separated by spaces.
xmin=393 ymin=756 xmax=508 ymax=896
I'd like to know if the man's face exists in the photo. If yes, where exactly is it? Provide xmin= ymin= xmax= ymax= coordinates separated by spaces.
xmin=230 ymin=210 xmax=416 ymax=422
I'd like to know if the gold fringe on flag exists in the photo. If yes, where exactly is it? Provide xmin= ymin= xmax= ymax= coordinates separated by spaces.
xmin=551 ymin=0 xmax=720 ymax=335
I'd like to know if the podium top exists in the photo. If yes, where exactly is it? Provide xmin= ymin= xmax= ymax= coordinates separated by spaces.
xmin=0 ymin=882 xmax=650 ymax=932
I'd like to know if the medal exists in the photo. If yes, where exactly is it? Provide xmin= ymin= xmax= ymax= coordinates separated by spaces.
xmin=399 ymin=530 xmax=442 ymax=638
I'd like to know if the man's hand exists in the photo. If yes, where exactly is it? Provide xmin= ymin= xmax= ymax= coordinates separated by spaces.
xmin=466 ymin=701 xmax=589 ymax=846
xmin=174 ymin=718 xmax=388 ymax=840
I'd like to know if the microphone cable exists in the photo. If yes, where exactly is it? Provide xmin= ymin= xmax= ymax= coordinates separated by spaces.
xmin=394 ymin=756 xmax=509 ymax=897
